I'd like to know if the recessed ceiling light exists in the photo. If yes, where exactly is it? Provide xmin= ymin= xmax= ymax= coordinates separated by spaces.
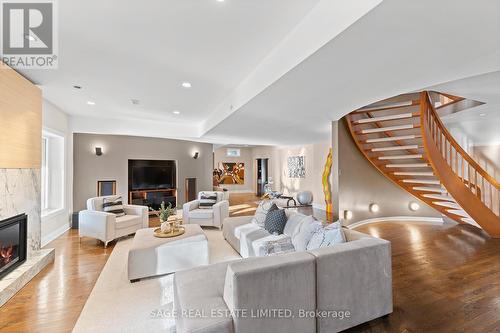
xmin=24 ymin=34 xmax=36 ymax=41
xmin=173 ymin=110 xmax=181 ymax=115
xmin=181 ymin=82 xmax=192 ymax=88
xmin=217 ymin=0 xmax=224 ymax=2
xmin=87 ymin=101 xmax=96 ymax=106
xmin=479 ymin=113 xmax=486 ymax=116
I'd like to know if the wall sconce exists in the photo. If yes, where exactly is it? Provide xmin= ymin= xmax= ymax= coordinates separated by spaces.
xmin=369 ymin=203 xmax=380 ymax=213
xmin=409 ymin=202 xmax=420 ymax=211
xmin=344 ymin=210 xmax=353 ymax=220
xmin=95 ymin=147 xmax=103 ymax=156
xmin=193 ymin=152 xmax=199 ymax=159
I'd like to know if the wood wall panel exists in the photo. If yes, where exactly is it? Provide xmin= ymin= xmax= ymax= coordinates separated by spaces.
xmin=0 ymin=64 xmax=42 ymax=168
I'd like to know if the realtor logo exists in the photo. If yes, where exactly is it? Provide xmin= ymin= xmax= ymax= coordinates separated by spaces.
xmin=1 ymin=0 xmax=58 ymax=69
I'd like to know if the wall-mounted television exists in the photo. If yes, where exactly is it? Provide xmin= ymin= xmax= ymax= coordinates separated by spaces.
xmin=128 ymin=160 xmax=176 ymax=190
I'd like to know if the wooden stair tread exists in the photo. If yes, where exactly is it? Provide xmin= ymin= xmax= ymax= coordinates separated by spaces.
xmin=365 ymin=135 xmax=421 ymax=143
xmin=402 ymin=179 xmax=441 ymax=185
xmin=413 ymin=186 xmax=447 ymax=193
xmin=423 ymin=193 xmax=455 ymax=201
xmin=394 ymin=171 xmax=435 ymax=176
xmin=354 ymin=112 xmax=418 ymax=124
xmin=358 ymin=124 xmax=417 ymax=134
xmin=387 ymin=163 xmax=429 ymax=168
xmin=370 ymin=145 xmax=420 ymax=152
xmin=379 ymin=154 xmax=423 ymax=160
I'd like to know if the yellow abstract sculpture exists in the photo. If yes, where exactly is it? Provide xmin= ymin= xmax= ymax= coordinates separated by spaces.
xmin=322 ymin=148 xmax=333 ymax=221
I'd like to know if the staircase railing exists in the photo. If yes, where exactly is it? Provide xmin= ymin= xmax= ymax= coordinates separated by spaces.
xmin=420 ymin=91 xmax=500 ymax=237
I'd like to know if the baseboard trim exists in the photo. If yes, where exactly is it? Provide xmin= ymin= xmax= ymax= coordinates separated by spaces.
xmin=346 ymin=216 xmax=444 ymax=229
xmin=41 ymin=223 xmax=70 ymax=247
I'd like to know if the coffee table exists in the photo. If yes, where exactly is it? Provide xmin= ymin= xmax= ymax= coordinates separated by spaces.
xmin=127 ymin=224 xmax=208 ymax=282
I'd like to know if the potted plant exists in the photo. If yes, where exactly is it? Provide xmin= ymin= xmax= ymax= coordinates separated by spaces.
xmin=151 ymin=202 xmax=175 ymax=233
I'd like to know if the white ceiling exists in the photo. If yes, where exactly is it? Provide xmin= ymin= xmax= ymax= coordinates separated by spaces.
xmin=429 ymin=71 xmax=500 ymax=146
xmin=24 ymin=0 xmax=319 ymax=122
xmin=22 ymin=0 xmax=500 ymax=146
xmin=204 ymin=0 xmax=500 ymax=145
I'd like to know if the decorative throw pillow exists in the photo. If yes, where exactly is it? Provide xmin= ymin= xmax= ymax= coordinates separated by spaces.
xmin=263 ymin=237 xmax=295 ymax=256
xmin=291 ymin=216 xmax=322 ymax=251
xmin=199 ymin=192 xmax=218 ymax=209
xmin=283 ymin=213 xmax=308 ymax=238
xmin=102 ymin=196 xmax=126 ymax=217
xmin=306 ymin=221 xmax=346 ymax=250
xmin=264 ymin=207 xmax=287 ymax=234
xmin=251 ymin=200 xmax=275 ymax=228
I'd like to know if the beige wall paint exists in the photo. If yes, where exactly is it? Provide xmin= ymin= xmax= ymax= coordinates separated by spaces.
xmin=337 ymin=119 xmax=441 ymax=225
xmin=277 ymin=142 xmax=331 ymax=208
xmin=213 ymin=147 xmax=254 ymax=192
xmin=73 ymin=133 xmax=213 ymax=211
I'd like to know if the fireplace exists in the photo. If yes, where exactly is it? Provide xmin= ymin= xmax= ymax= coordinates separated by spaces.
xmin=0 ymin=214 xmax=27 ymax=280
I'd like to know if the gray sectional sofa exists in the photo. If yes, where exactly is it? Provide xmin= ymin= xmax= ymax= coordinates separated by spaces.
xmin=174 ymin=212 xmax=393 ymax=333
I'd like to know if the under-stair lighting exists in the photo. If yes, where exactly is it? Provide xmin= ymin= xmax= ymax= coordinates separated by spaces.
xmin=479 ymin=113 xmax=486 ymax=117
xmin=87 ymin=101 xmax=96 ymax=106
xmin=172 ymin=110 xmax=181 ymax=115
xmin=369 ymin=203 xmax=380 ymax=213
xmin=409 ymin=202 xmax=420 ymax=211
xmin=344 ymin=210 xmax=353 ymax=220
xmin=181 ymin=82 xmax=192 ymax=88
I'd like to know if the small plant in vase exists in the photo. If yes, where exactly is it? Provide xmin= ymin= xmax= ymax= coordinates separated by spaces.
xmin=151 ymin=202 xmax=175 ymax=233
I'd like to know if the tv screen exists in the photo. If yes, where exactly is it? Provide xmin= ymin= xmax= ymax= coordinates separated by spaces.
xmin=131 ymin=164 xmax=176 ymax=190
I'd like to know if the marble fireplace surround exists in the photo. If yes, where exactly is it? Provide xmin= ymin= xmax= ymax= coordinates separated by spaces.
xmin=0 ymin=169 xmax=55 ymax=307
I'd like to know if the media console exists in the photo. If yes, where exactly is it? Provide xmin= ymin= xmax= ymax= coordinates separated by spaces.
xmin=128 ymin=159 xmax=177 ymax=212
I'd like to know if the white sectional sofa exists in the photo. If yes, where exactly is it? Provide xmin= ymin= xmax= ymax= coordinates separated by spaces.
xmin=174 ymin=211 xmax=393 ymax=333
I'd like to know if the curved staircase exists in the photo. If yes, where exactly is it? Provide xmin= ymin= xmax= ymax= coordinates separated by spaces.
xmin=346 ymin=91 xmax=500 ymax=237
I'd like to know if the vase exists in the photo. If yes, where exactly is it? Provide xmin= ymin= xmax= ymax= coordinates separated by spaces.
xmin=160 ymin=221 xmax=171 ymax=233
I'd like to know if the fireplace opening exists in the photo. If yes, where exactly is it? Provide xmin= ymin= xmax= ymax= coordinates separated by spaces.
xmin=0 ymin=214 xmax=27 ymax=280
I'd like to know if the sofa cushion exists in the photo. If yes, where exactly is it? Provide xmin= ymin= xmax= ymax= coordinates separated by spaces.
xmin=199 ymin=193 xmax=218 ymax=209
xmin=251 ymin=234 xmax=292 ymax=256
xmin=222 ymin=216 xmax=254 ymax=253
xmin=251 ymin=200 xmax=275 ymax=228
xmin=102 ymin=196 xmax=126 ymax=217
xmin=234 ymin=223 xmax=260 ymax=240
xmin=283 ymin=212 xmax=308 ymax=238
xmin=240 ymin=228 xmax=271 ymax=258
xmin=306 ymin=221 xmax=346 ymax=250
xmin=291 ymin=216 xmax=321 ymax=251
xmin=174 ymin=261 xmax=236 ymax=333
xmin=189 ymin=208 xmax=214 ymax=219
xmin=115 ymin=214 xmax=141 ymax=229
xmin=264 ymin=207 xmax=287 ymax=234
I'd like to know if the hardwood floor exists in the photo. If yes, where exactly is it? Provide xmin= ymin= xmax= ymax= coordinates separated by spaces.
xmin=1 ymin=193 xmax=499 ymax=333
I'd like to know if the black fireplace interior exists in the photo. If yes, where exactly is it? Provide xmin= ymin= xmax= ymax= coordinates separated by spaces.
xmin=0 ymin=214 xmax=27 ymax=280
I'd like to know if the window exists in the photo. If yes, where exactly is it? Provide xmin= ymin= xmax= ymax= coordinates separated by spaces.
xmin=226 ymin=148 xmax=241 ymax=157
xmin=41 ymin=137 xmax=49 ymax=210
xmin=41 ymin=129 xmax=65 ymax=217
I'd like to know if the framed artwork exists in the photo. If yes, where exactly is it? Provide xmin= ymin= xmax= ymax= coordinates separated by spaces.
xmin=288 ymin=156 xmax=305 ymax=178
xmin=213 ymin=162 xmax=245 ymax=185
xmin=97 ymin=180 xmax=116 ymax=196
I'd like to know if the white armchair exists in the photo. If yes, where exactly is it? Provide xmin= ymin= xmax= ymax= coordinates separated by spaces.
xmin=183 ymin=191 xmax=229 ymax=229
xmin=79 ymin=196 xmax=149 ymax=247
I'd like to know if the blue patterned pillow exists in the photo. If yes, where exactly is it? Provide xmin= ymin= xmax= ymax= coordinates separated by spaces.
xmin=306 ymin=221 xmax=345 ymax=250
xmin=264 ymin=206 xmax=287 ymax=234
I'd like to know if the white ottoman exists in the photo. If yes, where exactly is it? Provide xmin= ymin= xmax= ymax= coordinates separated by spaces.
xmin=128 ymin=224 xmax=209 ymax=282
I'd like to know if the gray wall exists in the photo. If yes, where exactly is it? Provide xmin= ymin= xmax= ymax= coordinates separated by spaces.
xmin=338 ymin=119 xmax=441 ymax=225
xmin=73 ymin=133 xmax=213 ymax=211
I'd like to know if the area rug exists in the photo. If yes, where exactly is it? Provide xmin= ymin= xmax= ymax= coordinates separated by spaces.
xmin=72 ymin=229 xmax=240 ymax=333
